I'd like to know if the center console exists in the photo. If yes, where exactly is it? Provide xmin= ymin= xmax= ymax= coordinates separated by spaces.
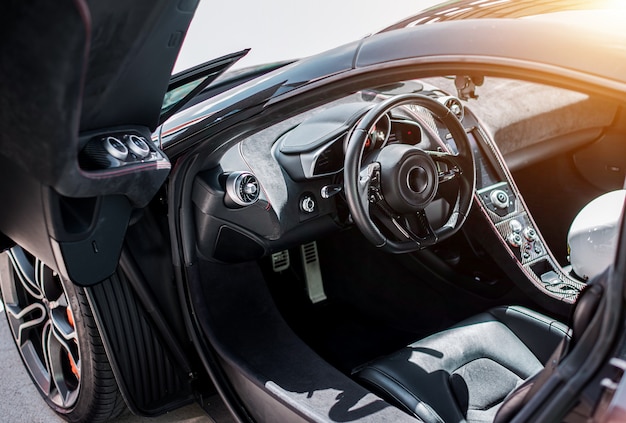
xmin=466 ymin=124 xmax=585 ymax=306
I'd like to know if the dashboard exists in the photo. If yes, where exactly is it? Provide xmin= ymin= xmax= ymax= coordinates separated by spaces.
xmin=191 ymin=79 xmax=587 ymax=303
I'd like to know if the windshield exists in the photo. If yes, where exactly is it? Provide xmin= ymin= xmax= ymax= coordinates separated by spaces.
xmin=173 ymin=0 xmax=441 ymax=73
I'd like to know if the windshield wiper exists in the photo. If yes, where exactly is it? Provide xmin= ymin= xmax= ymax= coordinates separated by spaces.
xmin=159 ymin=48 xmax=250 ymax=125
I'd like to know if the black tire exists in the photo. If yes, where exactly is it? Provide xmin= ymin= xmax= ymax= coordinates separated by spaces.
xmin=0 ymin=246 xmax=126 ymax=422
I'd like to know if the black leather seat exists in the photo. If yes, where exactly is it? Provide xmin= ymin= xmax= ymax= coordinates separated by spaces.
xmin=356 ymin=306 xmax=570 ymax=423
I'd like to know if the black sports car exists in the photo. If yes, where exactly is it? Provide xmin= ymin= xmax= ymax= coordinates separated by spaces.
xmin=1 ymin=1 xmax=625 ymax=422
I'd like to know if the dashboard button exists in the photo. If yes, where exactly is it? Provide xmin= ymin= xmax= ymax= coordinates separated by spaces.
xmin=300 ymin=195 xmax=316 ymax=213
xmin=490 ymin=189 xmax=509 ymax=209
xmin=523 ymin=227 xmax=538 ymax=241
xmin=507 ymin=233 xmax=523 ymax=248
xmin=509 ymin=219 xmax=522 ymax=233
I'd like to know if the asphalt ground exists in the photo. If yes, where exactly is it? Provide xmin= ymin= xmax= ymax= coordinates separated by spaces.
xmin=0 ymin=300 xmax=220 ymax=423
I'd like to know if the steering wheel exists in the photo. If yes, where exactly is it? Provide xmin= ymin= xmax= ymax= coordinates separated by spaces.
xmin=344 ymin=94 xmax=475 ymax=253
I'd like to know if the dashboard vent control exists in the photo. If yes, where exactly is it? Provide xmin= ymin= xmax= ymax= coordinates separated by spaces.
xmin=438 ymin=96 xmax=464 ymax=121
xmin=225 ymin=172 xmax=260 ymax=207
xmin=125 ymin=134 xmax=151 ymax=158
xmin=103 ymin=136 xmax=128 ymax=161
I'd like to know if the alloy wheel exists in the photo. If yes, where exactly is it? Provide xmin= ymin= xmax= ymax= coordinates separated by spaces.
xmin=1 ymin=246 xmax=80 ymax=408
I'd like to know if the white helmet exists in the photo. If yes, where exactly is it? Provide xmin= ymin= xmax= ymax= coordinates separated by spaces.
xmin=568 ymin=189 xmax=625 ymax=281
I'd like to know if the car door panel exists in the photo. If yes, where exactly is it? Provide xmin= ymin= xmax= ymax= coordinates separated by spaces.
xmin=0 ymin=0 xmax=197 ymax=286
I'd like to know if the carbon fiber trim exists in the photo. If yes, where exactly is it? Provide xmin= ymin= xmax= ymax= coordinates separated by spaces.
xmin=470 ymin=116 xmax=584 ymax=303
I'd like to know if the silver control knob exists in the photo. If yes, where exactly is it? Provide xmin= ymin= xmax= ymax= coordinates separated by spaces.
xmin=301 ymin=195 xmax=316 ymax=213
xmin=490 ymin=189 xmax=509 ymax=209
xmin=523 ymin=227 xmax=538 ymax=242
xmin=509 ymin=219 xmax=522 ymax=233
xmin=507 ymin=233 xmax=523 ymax=248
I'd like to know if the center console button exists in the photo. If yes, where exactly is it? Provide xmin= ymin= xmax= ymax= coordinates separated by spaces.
xmin=490 ymin=189 xmax=510 ymax=209
xmin=509 ymin=219 xmax=522 ymax=233
xmin=507 ymin=233 xmax=523 ymax=248
xmin=523 ymin=227 xmax=538 ymax=241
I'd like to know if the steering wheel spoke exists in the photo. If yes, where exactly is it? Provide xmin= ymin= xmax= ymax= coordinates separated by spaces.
xmin=371 ymin=205 xmax=439 ymax=248
xmin=428 ymin=151 xmax=462 ymax=184
xmin=359 ymin=162 xmax=382 ymax=205
xmin=410 ymin=210 xmax=437 ymax=241
xmin=400 ymin=211 xmax=438 ymax=247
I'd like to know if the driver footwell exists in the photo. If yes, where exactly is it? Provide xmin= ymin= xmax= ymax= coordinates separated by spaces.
xmin=191 ymin=255 xmax=417 ymax=422
xmin=263 ymin=228 xmax=505 ymax=374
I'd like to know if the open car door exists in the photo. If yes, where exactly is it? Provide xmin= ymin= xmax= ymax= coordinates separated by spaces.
xmin=0 ymin=2 xmax=207 ymax=420
xmin=0 ymin=0 xmax=198 ymax=286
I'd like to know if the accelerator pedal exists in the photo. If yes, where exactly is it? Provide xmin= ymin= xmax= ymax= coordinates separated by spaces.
xmin=301 ymin=241 xmax=327 ymax=304
xmin=271 ymin=250 xmax=290 ymax=272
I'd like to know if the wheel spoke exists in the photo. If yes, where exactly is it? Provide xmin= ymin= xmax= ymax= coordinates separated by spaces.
xmin=37 ymin=259 xmax=64 ymax=306
xmin=40 ymin=320 xmax=54 ymax=395
xmin=5 ymin=302 xmax=46 ymax=346
xmin=6 ymin=321 xmax=53 ymax=401
xmin=50 ymin=304 xmax=77 ymax=342
xmin=7 ymin=249 xmax=42 ymax=299
xmin=47 ymin=324 xmax=80 ymax=407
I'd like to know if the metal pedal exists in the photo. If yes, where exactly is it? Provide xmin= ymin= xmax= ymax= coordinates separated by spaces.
xmin=300 ymin=241 xmax=327 ymax=304
xmin=271 ymin=250 xmax=290 ymax=272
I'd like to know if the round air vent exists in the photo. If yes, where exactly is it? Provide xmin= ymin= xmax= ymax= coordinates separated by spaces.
xmin=439 ymin=96 xmax=464 ymax=121
xmin=103 ymin=136 xmax=128 ymax=161
xmin=125 ymin=134 xmax=151 ymax=158
xmin=225 ymin=172 xmax=260 ymax=207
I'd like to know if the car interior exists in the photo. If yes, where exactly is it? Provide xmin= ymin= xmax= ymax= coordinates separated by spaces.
xmin=155 ymin=73 xmax=625 ymax=421
xmin=2 ymin=3 xmax=625 ymax=423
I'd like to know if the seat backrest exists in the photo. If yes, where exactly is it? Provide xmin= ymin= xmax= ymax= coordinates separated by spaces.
xmin=493 ymin=277 xmax=605 ymax=423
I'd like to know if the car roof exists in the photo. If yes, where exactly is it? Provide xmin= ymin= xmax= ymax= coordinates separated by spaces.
xmin=380 ymin=0 xmax=620 ymax=31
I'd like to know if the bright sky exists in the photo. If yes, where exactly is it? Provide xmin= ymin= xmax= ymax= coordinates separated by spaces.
xmin=174 ymin=0 xmax=443 ymax=73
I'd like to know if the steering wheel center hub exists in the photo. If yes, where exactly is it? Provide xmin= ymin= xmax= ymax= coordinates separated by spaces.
xmin=408 ymin=166 xmax=428 ymax=193
xmin=377 ymin=144 xmax=438 ymax=214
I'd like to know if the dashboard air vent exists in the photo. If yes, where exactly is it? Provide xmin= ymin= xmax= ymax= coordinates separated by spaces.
xmin=440 ymin=96 xmax=464 ymax=121
xmin=225 ymin=172 xmax=260 ymax=207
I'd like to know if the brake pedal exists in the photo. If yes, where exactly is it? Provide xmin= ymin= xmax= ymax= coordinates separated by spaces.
xmin=301 ymin=241 xmax=327 ymax=304
xmin=271 ymin=250 xmax=290 ymax=272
